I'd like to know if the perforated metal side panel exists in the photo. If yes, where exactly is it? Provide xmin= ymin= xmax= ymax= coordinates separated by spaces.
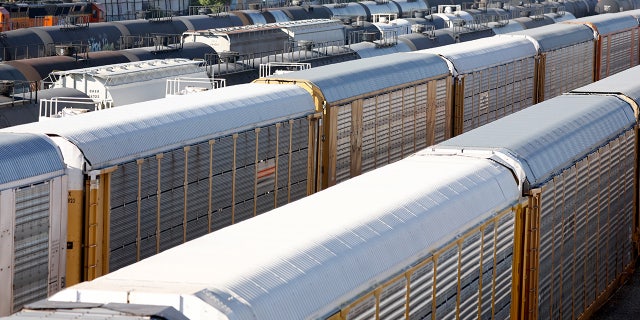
xmin=335 ymin=78 xmax=449 ymax=184
xmin=344 ymin=209 xmax=515 ymax=320
xmin=536 ymin=130 xmax=635 ymax=319
xmin=600 ymin=29 xmax=639 ymax=79
xmin=109 ymin=117 xmax=311 ymax=272
xmin=461 ymin=57 xmax=536 ymax=133
xmin=543 ymin=42 xmax=595 ymax=101
xmin=12 ymin=183 xmax=50 ymax=312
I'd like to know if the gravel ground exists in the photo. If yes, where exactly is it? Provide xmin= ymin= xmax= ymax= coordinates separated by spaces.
xmin=591 ymin=261 xmax=640 ymax=319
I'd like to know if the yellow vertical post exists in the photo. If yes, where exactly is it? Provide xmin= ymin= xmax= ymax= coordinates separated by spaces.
xmin=350 ymin=100 xmax=363 ymax=178
xmin=65 ymin=188 xmax=84 ymax=286
xmin=84 ymin=177 xmax=98 ymax=280
xmin=84 ymin=171 xmax=109 ymax=281
xmin=326 ymin=105 xmax=338 ymax=188
xmin=452 ymin=76 xmax=465 ymax=137
xmin=535 ymin=54 xmax=547 ymax=104
xmin=512 ymin=204 xmax=526 ymax=320
xmin=523 ymin=192 xmax=541 ymax=320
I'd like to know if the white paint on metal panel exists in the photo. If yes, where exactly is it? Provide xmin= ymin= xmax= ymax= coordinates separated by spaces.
xmin=51 ymin=153 xmax=519 ymax=320
xmin=0 ymin=133 xmax=65 ymax=191
xmin=437 ymin=94 xmax=635 ymax=187
xmin=0 ymin=190 xmax=15 ymax=316
xmin=571 ymin=11 xmax=639 ymax=36
xmin=48 ymin=176 xmax=67 ymax=296
xmin=51 ymin=59 xmax=209 ymax=107
xmin=501 ymin=23 xmax=594 ymax=52
xmin=3 ymin=84 xmax=315 ymax=172
xmin=488 ymin=21 xmax=525 ymax=34
xmin=420 ymin=36 xmax=537 ymax=73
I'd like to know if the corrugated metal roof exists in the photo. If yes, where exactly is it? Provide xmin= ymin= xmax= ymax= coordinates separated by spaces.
xmin=53 ymin=152 xmax=519 ymax=320
xmin=264 ymin=52 xmax=449 ymax=103
xmin=50 ymin=59 xmax=205 ymax=85
xmin=500 ymin=23 xmax=594 ymax=52
xmin=350 ymin=40 xmax=414 ymax=57
xmin=570 ymin=65 xmax=640 ymax=102
xmin=2 ymin=84 xmax=315 ymax=171
xmin=0 ymin=133 xmax=64 ymax=190
xmin=419 ymin=36 xmax=537 ymax=74
xmin=489 ymin=21 xmax=525 ymax=34
xmin=569 ymin=11 xmax=639 ymax=35
xmin=435 ymin=94 xmax=636 ymax=187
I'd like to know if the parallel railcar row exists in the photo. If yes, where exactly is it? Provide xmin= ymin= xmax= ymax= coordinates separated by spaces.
xmin=0 ymin=9 xmax=580 ymax=128
xmin=0 ymin=1 xmax=105 ymax=32
xmin=7 ymin=58 xmax=640 ymax=320
xmin=0 ymin=8 xmax=639 ymax=316
xmin=0 ymin=0 xmax=616 ymax=61
xmin=0 ymin=9 xmax=568 ymax=86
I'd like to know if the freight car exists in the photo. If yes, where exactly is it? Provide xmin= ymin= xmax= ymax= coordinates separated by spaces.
xmin=0 ymin=1 xmax=105 ymax=32
xmin=0 ymin=40 xmax=215 ymax=83
xmin=7 ymin=63 xmax=640 ymax=320
xmin=0 ymin=8 xmax=577 ymax=128
xmin=0 ymin=8 xmax=639 ymax=316
xmin=45 ymin=58 xmax=210 ymax=107
xmin=254 ymin=11 xmax=640 ymax=187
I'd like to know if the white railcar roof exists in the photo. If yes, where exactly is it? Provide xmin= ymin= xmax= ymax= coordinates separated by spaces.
xmin=569 ymin=11 xmax=639 ymax=35
xmin=489 ymin=21 xmax=525 ymax=34
xmin=419 ymin=36 xmax=536 ymax=74
xmin=435 ymin=94 xmax=636 ymax=188
xmin=570 ymin=65 xmax=640 ymax=103
xmin=500 ymin=23 xmax=594 ymax=52
xmin=2 ymin=84 xmax=315 ymax=171
xmin=51 ymin=152 xmax=520 ymax=320
xmin=50 ymin=59 xmax=205 ymax=85
xmin=350 ymin=40 xmax=414 ymax=57
xmin=265 ymin=52 xmax=449 ymax=103
xmin=0 ymin=133 xmax=65 ymax=190
xmin=278 ymin=18 xmax=344 ymax=30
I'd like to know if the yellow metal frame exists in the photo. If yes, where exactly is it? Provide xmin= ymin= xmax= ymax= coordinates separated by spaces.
xmin=327 ymin=205 xmax=521 ymax=320
xmin=83 ymin=167 xmax=116 ymax=281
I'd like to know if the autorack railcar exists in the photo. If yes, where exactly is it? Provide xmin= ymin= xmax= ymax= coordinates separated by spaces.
xmin=1 ymin=8 xmax=640 ymax=316
xmin=9 ymin=64 xmax=640 ymax=320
